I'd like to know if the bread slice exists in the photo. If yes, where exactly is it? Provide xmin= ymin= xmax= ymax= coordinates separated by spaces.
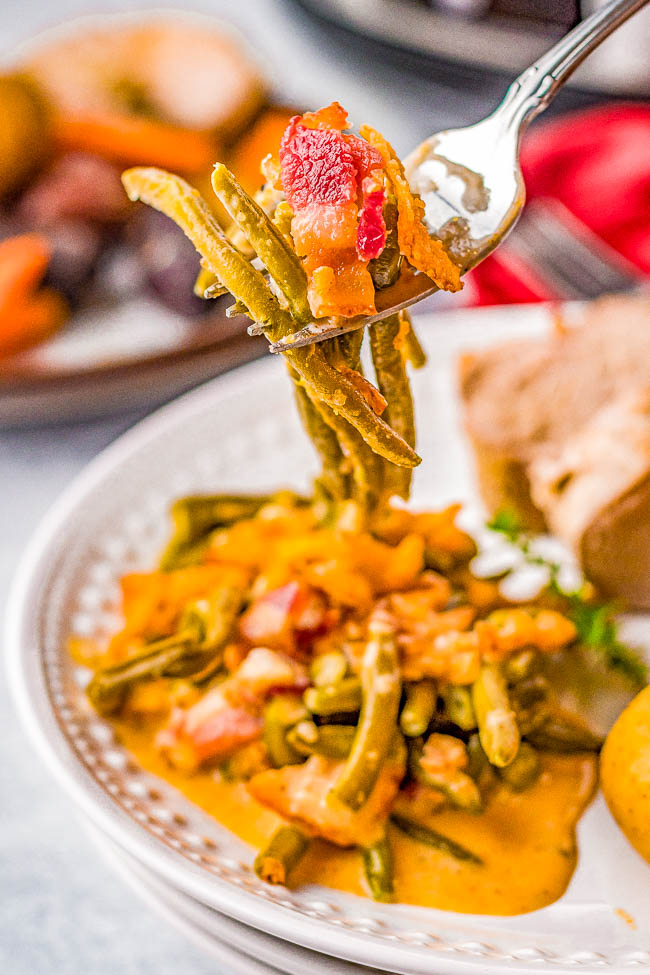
xmin=459 ymin=295 xmax=650 ymax=608
xmin=531 ymin=388 xmax=650 ymax=609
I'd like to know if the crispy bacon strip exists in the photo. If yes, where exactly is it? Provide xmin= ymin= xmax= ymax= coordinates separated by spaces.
xmin=360 ymin=125 xmax=462 ymax=293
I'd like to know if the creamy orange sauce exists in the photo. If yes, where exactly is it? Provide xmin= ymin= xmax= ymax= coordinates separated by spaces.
xmin=113 ymin=719 xmax=597 ymax=916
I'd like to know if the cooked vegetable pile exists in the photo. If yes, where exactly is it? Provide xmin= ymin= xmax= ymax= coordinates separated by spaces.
xmin=83 ymin=494 xmax=607 ymax=899
xmin=78 ymin=104 xmax=642 ymax=902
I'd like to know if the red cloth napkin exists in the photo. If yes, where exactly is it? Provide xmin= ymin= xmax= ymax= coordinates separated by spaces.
xmin=466 ymin=104 xmax=650 ymax=304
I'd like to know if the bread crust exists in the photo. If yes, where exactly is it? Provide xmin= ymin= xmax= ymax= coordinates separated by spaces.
xmin=459 ymin=296 xmax=650 ymax=609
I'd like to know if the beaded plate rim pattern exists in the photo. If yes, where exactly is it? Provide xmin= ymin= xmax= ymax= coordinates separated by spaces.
xmin=7 ymin=305 xmax=650 ymax=974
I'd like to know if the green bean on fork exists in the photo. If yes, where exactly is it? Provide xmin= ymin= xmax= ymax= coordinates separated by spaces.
xmin=122 ymin=169 xmax=421 ymax=472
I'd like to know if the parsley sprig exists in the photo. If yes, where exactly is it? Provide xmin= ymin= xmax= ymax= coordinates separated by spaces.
xmin=486 ymin=510 xmax=647 ymax=688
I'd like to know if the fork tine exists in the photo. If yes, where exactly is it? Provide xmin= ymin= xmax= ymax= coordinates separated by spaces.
xmin=269 ymin=269 xmax=440 ymax=352
xmin=269 ymin=317 xmax=365 ymax=353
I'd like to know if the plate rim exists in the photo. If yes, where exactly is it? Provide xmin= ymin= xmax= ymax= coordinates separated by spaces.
xmin=6 ymin=308 xmax=649 ymax=975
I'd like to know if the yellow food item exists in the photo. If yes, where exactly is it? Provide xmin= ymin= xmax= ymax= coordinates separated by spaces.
xmin=601 ymin=684 xmax=650 ymax=863
xmin=0 ymin=73 xmax=51 ymax=198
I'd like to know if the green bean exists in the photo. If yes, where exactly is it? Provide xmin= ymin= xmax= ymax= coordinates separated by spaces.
xmin=212 ymin=172 xmax=352 ymax=503
xmin=229 ymin=179 xmax=283 ymax=256
xmin=181 ymin=584 xmax=245 ymax=651
xmin=123 ymin=168 xmax=420 ymax=469
xmin=211 ymin=163 xmax=310 ymax=323
xmin=471 ymin=663 xmax=520 ymax=768
xmin=159 ymin=493 xmax=269 ymax=570
xmin=122 ymin=168 xmax=294 ymax=334
xmin=288 ymin=350 xmax=419 ymax=469
xmin=272 ymin=200 xmax=294 ymax=241
xmin=362 ymin=837 xmax=394 ymax=902
xmin=159 ymin=537 xmax=210 ymax=571
xmin=391 ymin=814 xmax=483 ymax=865
xmin=402 ymin=315 xmax=426 ymax=370
xmin=400 ymin=681 xmax=437 ymax=737
xmin=504 ymin=649 xmax=540 ymax=685
xmin=525 ymin=711 xmax=603 ymax=753
xmin=303 ymin=677 xmax=362 ymax=716
xmin=329 ymin=620 xmax=401 ymax=810
xmin=368 ymin=198 xmax=401 ymax=289
xmin=321 ymin=329 xmax=384 ymax=512
xmin=254 ymin=825 xmax=310 ymax=885
xmin=263 ymin=695 xmax=308 ymax=767
xmin=442 ymin=684 xmax=476 ymax=731
xmin=408 ymin=738 xmax=482 ymax=812
xmin=466 ymin=733 xmax=496 ymax=792
xmin=310 ymin=651 xmax=348 ymax=687
xmin=369 ymin=313 xmax=416 ymax=499
xmin=335 ymin=328 xmax=364 ymax=374
xmin=186 ymin=585 xmax=247 ymax=685
xmin=511 ymin=675 xmax=550 ymax=710
xmin=314 ymin=398 xmax=383 ymax=513
xmin=291 ymin=374 xmax=349 ymax=501
xmin=497 ymin=742 xmax=541 ymax=792
xmin=287 ymin=722 xmax=356 ymax=760
xmin=87 ymin=632 xmax=202 ymax=715
xmin=88 ymin=578 xmax=247 ymax=711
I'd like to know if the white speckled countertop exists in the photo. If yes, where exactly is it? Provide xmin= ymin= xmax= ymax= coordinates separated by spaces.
xmin=0 ymin=1 xmax=554 ymax=971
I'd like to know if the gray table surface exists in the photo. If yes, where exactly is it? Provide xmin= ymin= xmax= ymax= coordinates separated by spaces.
xmin=0 ymin=1 xmax=536 ymax=971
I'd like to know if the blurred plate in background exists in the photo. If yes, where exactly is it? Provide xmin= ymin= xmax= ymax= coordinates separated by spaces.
xmin=295 ymin=0 xmax=650 ymax=95
xmin=0 ymin=296 xmax=266 ymax=427
xmin=0 ymin=12 xmax=295 ymax=426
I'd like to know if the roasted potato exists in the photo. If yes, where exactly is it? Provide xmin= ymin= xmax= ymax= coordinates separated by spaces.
xmin=601 ymin=684 xmax=650 ymax=863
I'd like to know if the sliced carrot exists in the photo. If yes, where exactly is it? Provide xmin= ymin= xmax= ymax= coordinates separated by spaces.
xmin=0 ymin=289 xmax=66 ymax=355
xmin=226 ymin=108 xmax=297 ymax=196
xmin=0 ymin=233 xmax=51 ymax=305
xmin=54 ymin=112 xmax=218 ymax=174
xmin=0 ymin=234 xmax=67 ymax=357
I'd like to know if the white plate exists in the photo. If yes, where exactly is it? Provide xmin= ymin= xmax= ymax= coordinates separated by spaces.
xmin=86 ymin=820 xmax=386 ymax=975
xmin=86 ymin=821 xmax=290 ymax=975
xmin=7 ymin=304 xmax=650 ymax=974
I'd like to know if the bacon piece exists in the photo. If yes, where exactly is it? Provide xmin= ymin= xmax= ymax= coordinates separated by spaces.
xmin=239 ymin=581 xmax=330 ymax=652
xmin=360 ymin=125 xmax=462 ymax=293
xmin=280 ymin=123 xmax=357 ymax=210
xmin=357 ymin=177 xmax=386 ymax=260
xmin=225 ymin=647 xmax=309 ymax=702
xmin=346 ymin=135 xmax=384 ymax=181
xmin=300 ymin=101 xmax=349 ymax=131
xmin=290 ymin=202 xmax=358 ymax=254
xmin=279 ymin=107 xmax=391 ymax=317
xmin=156 ymin=688 xmax=263 ymax=772
xmin=306 ymin=253 xmax=376 ymax=318
xmin=156 ymin=647 xmax=307 ymax=771
xmin=248 ymin=754 xmax=404 ymax=847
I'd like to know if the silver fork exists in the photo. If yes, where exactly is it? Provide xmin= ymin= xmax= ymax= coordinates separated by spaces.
xmin=270 ymin=0 xmax=649 ymax=353
xmin=495 ymin=197 xmax=646 ymax=300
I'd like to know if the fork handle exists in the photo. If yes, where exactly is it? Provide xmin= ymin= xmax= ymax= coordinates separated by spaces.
xmin=496 ymin=0 xmax=649 ymax=137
